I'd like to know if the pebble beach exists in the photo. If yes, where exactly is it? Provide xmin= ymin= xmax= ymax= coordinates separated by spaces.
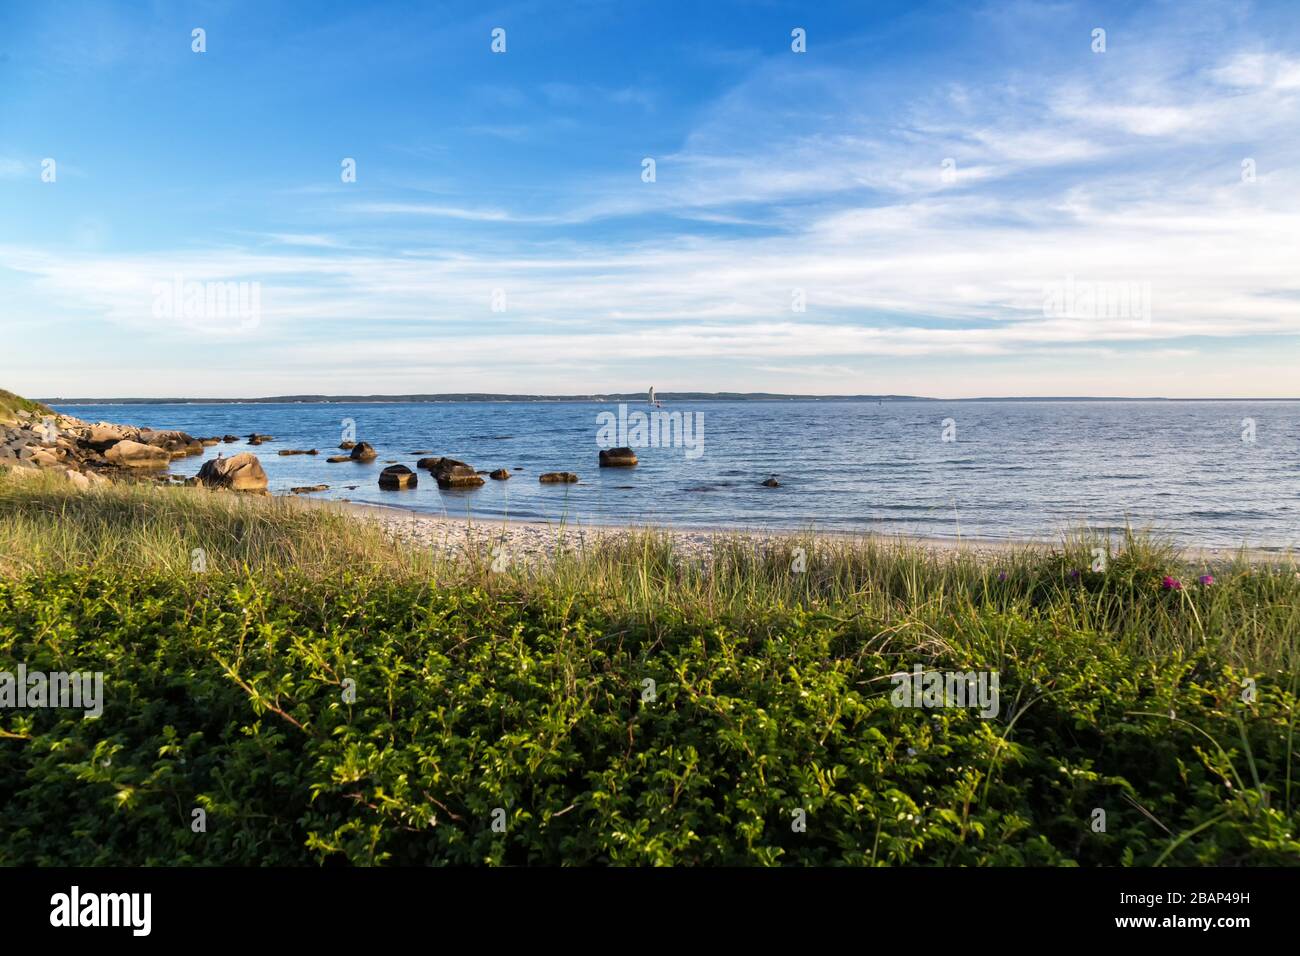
xmin=316 ymin=499 xmax=1289 ymax=569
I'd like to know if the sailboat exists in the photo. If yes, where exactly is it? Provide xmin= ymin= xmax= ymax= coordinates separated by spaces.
xmin=648 ymin=386 xmax=663 ymax=408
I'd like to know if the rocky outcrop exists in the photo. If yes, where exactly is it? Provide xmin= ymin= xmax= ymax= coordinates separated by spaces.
xmin=539 ymin=472 xmax=579 ymax=483
xmin=2 ymin=401 xmax=162 ymax=485
xmin=1 ymin=390 xmax=276 ymax=494
xmin=196 ymin=453 xmax=268 ymax=493
xmin=416 ymin=457 xmax=444 ymax=470
xmin=247 ymin=433 xmax=274 ymax=445
xmin=290 ymin=484 xmax=329 ymax=494
xmin=350 ymin=442 xmax=377 ymax=462
xmin=599 ymin=447 xmax=638 ymax=467
xmin=378 ymin=465 xmax=418 ymax=490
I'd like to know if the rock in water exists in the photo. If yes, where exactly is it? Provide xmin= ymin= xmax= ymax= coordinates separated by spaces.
xmin=761 ymin=477 xmax=780 ymax=487
xmin=350 ymin=442 xmax=377 ymax=461
xmin=105 ymin=440 xmax=172 ymax=469
xmin=539 ymin=472 xmax=579 ymax=483
xmin=325 ymin=455 xmax=352 ymax=463
xmin=489 ymin=468 xmax=510 ymax=480
xmin=339 ymin=441 xmax=356 ymax=450
xmin=140 ymin=429 xmax=204 ymax=457
xmin=378 ymin=464 xmax=418 ymax=490
xmin=290 ymin=484 xmax=329 ymax=494
xmin=431 ymin=458 xmax=484 ymax=488
xmin=416 ymin=457 xmax=444 ymax=470
xmin=599 ymin=447 xmax=638 ymax=467
xmin=277 ymin=449 xmax=318 ymax=456
xmin=196 ymin=452 xmax=269 ymax=492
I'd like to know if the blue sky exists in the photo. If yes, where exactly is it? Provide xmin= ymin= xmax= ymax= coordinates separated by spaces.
xmin=2 ymin=0 xmax=1300 ymax=397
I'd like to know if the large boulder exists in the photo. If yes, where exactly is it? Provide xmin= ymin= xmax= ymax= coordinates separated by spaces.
xmin=599 ymin=447 xmax=638 ymax=467
xmin=30 ymin=448 xmax=61 ymax=468
xmin=139 ymin=429 xmax=204 ymax=457
xmin=82 ymin=422 xmax=140 ymax=451
xmin=378 ymin=464 xmax=418 ymax=490
xmin=432 ymin=458 xmax=483 ymax=488
xmin=196 ymin=453 xmax=268 ymax=492
xmin=105 ymin=440 xmax=171 ymax=469
xmin=0 ymin=461 xmax=40 ymax=480
xmin=350 ymin=442 xmax=377 ymax=462
xmin=63 ymin=468 xmax=109 ymax=491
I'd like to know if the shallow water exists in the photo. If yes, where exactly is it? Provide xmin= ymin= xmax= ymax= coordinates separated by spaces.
xmin=51 ymin=399 xmax=1300 ymax=549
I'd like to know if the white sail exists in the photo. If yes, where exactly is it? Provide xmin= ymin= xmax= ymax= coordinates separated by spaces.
xmin=648 ymin=386 xmax=656 ymax=405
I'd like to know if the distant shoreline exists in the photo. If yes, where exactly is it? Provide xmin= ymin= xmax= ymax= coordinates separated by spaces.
xmin=41 ymin=394 xmax=1300 ymax=405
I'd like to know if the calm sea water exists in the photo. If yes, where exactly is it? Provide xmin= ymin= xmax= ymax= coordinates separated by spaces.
xmin=51 ymin=400 xmax=1300 ymax=549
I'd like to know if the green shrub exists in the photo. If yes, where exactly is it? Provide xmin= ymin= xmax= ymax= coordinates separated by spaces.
xmin=2 ymin=568 xmax=1296 ymax=866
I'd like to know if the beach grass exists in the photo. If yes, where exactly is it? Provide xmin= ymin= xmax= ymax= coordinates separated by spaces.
xmin=1 ymin=470 xmax=1298 ymax=865
xmin=3 ymin=469 xmax=1296 ymax=671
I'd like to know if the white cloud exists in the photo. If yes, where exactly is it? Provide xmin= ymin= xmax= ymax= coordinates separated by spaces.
xmin=1210 ymin=52 xmax=1300 ymax=90
xmin=7 ymin=17 xmax=1300 ymax=395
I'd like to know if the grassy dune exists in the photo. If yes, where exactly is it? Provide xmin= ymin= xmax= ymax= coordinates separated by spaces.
xmin=1 ymin=471 xmax=1297 ymax=865
xmin=0 ymin=389 xmax=51 ymax=424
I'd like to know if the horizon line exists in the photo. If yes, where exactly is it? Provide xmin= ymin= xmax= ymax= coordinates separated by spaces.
xmin=37 ymin=393 xmax=1300 ymax=404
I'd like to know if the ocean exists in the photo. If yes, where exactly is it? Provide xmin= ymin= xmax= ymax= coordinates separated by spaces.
xmin=50 ymin=399 xmax=1300 ymax=550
